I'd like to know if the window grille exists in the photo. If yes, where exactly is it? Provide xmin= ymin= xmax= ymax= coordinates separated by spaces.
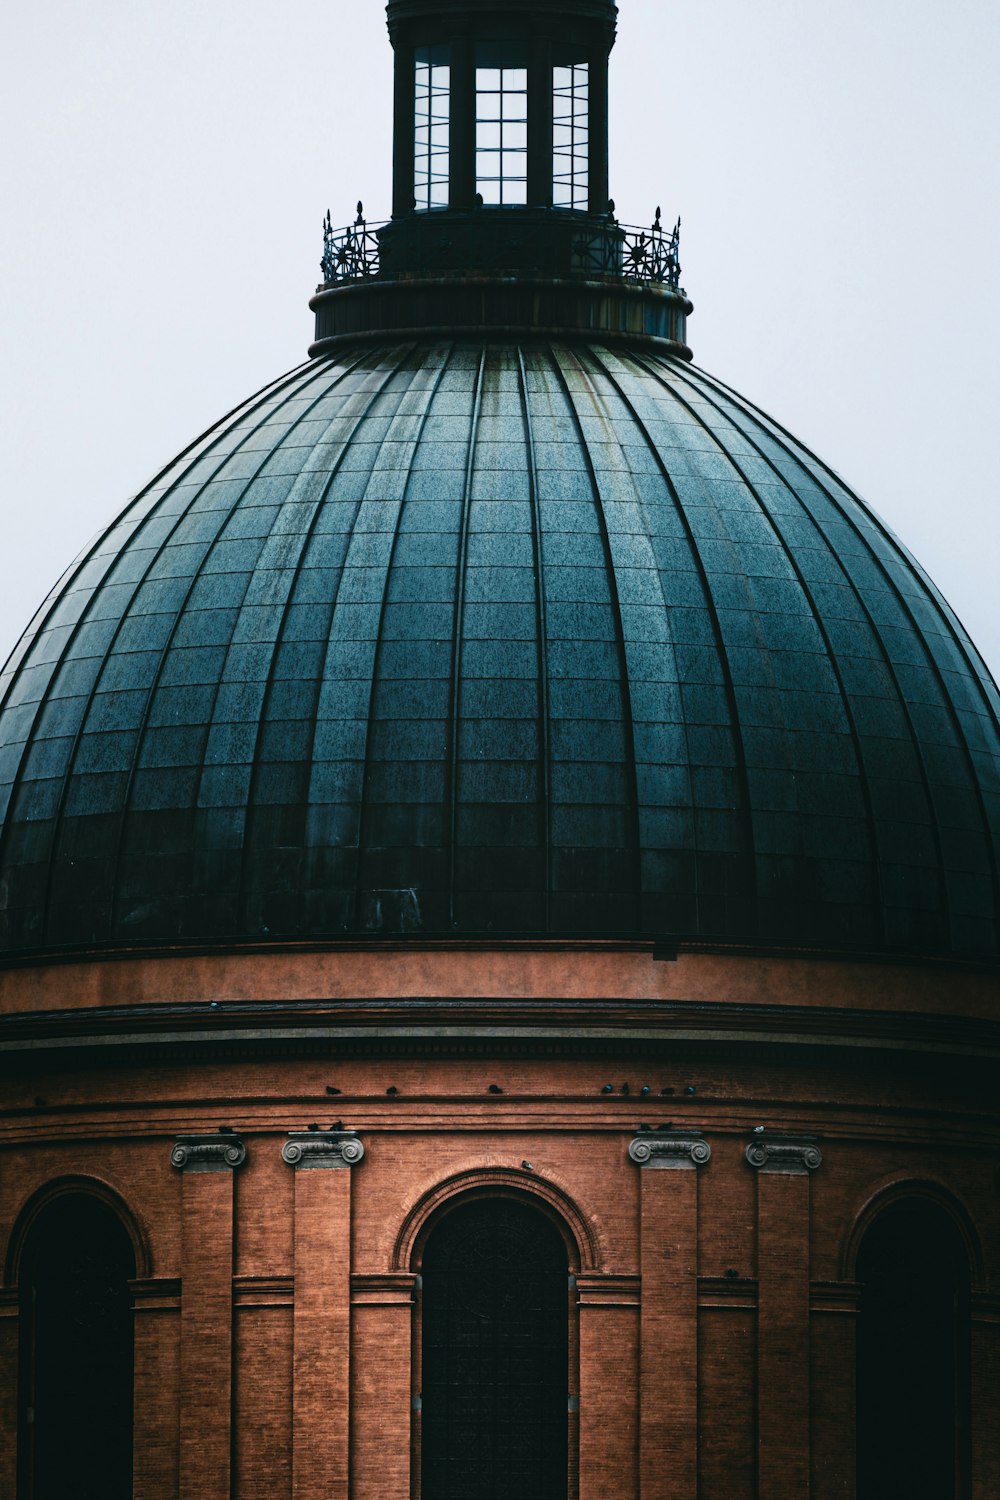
xmin=415 ymin=46 xmax=450 ymax=211
xmin=421 ymin=1197 xmax=569 ymax=1500
xmin=553 ymin=62 xmax=589 ymax=209
xmin=18 ymin=1195 xmax=135 ymax=1499
xmin=476 ymin=62 xmax=529 ymax=205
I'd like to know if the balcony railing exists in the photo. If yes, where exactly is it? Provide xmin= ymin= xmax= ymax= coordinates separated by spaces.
xmin=320 ymin=205 xmax=382 ymax=285
xmin=319 ymin=204 xmax=683 ymax=291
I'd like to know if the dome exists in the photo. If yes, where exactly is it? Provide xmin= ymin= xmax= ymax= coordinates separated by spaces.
xmin=5 ymin=8 xmax=1000 ymax=1500
xmin=0 ymin=339 xmax=997 ymax=961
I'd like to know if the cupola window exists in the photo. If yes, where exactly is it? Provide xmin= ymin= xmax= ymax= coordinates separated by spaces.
xmin=414 ymin=45 xmax=450 ymax=211
xmin=552 ymin=61 xmax=590 ymax=208
xmin=475 ymin=47 xmax=529 ymax=205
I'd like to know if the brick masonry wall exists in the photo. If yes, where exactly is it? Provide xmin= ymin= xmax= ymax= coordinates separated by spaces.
xmin=0 ymin=946 xmax=998 ymax=1497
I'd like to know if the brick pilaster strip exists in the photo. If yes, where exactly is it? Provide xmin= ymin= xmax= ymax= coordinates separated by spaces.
xmin=747 ymin=1135 xmax=822 ymax=1498
xmin=283 ymin=1131 xmax=364 ymax=1500
xmin=577 ymin=1276 xmax=641 ymax=1500
xmin=132 ymin=1279 xmax=182 ymax=1500
xmin=0 ymin=1290 xmax=17 ymax=1499
xmin=631 ymin=1133 xmax=711 ymax=1500
xmin=173 ymin=1135 xmax=245 ymax=1500
xmin=971 ymin=1293 xmax=1000 ymax=1499
xmin=351 ymin=1274 xmax=416 ymax=1500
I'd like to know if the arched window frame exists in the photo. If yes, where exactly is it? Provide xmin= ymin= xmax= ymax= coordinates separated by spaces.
xmin=6 ymin=1178 xmax=146 ymax=1500
xmin=846 ymin=1180 xmax=977 ymax=1500
xmin=398 ymin=1172 xmax=597 ymax=1500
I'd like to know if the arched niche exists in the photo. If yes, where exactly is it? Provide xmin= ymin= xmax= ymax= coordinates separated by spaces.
xmin=392 ymin=1165 xmax=601 ymax=1274
xmin=5 ymin=1175 xmax=149 ymax=1288
xmin=418 ymin=1193 xmax=570 ymax=1500
xmin=15 ymin=1188 xmax=137 ymax=1500
xmin=855 ymin=1195 xmax=972 ymax=1500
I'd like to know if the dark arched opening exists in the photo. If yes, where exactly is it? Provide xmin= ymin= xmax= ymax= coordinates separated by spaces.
xmin=856 ymin=1198 xmax=971 ymax=1499
xmin=421 ymin=1195 xmax=569 ymax=1500
xmin=17 ymin=1192 xmax=135 ymax=1500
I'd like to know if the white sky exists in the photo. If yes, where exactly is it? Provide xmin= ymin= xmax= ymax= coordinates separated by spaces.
xmin=1 ymin=0 xmax=997 ymax=679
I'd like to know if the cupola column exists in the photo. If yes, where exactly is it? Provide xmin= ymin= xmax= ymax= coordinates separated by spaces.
xmin=588 ymin=33 xmax=610 ymax=213
xmin=527 ymin=32 xmax=554 ymax=208
xmin=449 ymin=30 xmax=476 ymax=209
xmin=391 ymin=32 xmax=417 ymax=217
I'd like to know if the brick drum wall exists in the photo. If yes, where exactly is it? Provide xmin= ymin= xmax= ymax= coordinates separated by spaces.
xmin=1 ymin=943 xmax=998 ymax=1498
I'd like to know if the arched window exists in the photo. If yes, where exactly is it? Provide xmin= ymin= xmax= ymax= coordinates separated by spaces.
xmin=421 ymin=1196 xmax=569 ymax=1500
xmin=17 ymin=1192 xmax=135 ymax=1500
xmin=856 ymin=1198 xmax=971 ymax=1499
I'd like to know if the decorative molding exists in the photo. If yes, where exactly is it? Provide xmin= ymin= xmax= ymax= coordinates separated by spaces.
xmin=574 ymin=1274 xmax=641 ymax=1308
xmin=970 ymin=1292 xmax=1000 ymax=1327
xmin=810 ymin=1281 xmax=861 ymax=1315
xmin=697 ymin=1276 xmax=757 ymax=1311
xmin=170 ymin=1133 xmax=246 ymax=1172
xmin=130 ymin=1277 xmax=182 ymax=1312
xmin=281 ymin=1130 xmax=364 ymax=1168
xmin=744 ymin=1133 xmax=822 ymax=1174
xmin=628 ymin=1131 xmax=711 ymax=1169
xmin=233 ymin=1275 xmax=294 ymax=1309
xmin=351 ymin=1272 xmax=417 ymax=1307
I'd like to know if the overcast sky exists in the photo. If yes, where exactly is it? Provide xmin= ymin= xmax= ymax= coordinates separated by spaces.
xmin=1 ymin=0 xmax=997 ymax=680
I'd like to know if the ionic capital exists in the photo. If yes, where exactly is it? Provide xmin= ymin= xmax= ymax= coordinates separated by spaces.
xmin=282 ymin=1130 xmax=365 ymax=1168
xmin=628 ymin=1131 xmax=711 ymax=1169
xmin=745 ymin=1133 xmax=822 ymax=1174
xmin=171 ymin=1133 xmax=246 ymax=1172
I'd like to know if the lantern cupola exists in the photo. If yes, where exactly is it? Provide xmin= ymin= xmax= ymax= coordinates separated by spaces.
xmin=386 ymin=0 xmax=617 ymax=218
xmin=310 ymin=0 xmax=692 ymax=356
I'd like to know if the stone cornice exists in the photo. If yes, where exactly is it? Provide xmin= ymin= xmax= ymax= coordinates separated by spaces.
xmin=574 ymin=1274 xmax=641 ymax=1307
xmin=233 ymin=1276 xmax=293 ymax=1308
xmin=351 ymin=1273 xmax=418 ymax=1306
xmin=970 ymin=1292 xmax=1000 ymax=1326
xmin=745 ymin=1133 xmax=822 ymax=1174
xmin=281 ymin=1130 xmax=365 ymax=1168
xmin=7 ymin=994 xmax=999 ymax=1071
xmin=628 ymin=1131 xmax=711 ymax=1168
xmin=170 ymin=1133 xmax=246 ymax=1172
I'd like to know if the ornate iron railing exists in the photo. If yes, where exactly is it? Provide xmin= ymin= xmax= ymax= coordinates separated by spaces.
xmin=319 ymin=203 xmax=683 ymax=290
xmin=321 ymin=204 xmax=382 ymax=285
xmin=573 ymin=208 xmax=682 ymax=289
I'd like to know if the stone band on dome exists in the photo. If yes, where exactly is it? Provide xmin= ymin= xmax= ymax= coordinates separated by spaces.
xmin=308 ymin=275 xmax=692 ymax=358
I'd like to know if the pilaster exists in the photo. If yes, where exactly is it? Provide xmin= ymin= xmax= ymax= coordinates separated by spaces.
xmin=577 ymin=1274 xmax=640 ymax=1500
xmin=970 ymin=1292 xmax=1000 ymax=1500
xmin=746 ymin=1133 xmax=822 ymax=1498
xmin=283 ymin=1129 xmax=365 ymax=1500
xmin=351 ymin=1273 xmax=416 ymax=1500
xmin=173 ymin=1134 xmax=246 ymax=1500
xmin=0 ymin=1288 xmax=17 ymax=1499
xmin=131 ymin=1278 xmax=182 ymax=1500
xmin=630 ymin=1131 xmax=712 ymax=1500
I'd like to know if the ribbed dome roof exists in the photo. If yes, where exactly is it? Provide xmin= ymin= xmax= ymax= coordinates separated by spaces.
xmin=0 ymin=340 xmax=997 ymax=960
